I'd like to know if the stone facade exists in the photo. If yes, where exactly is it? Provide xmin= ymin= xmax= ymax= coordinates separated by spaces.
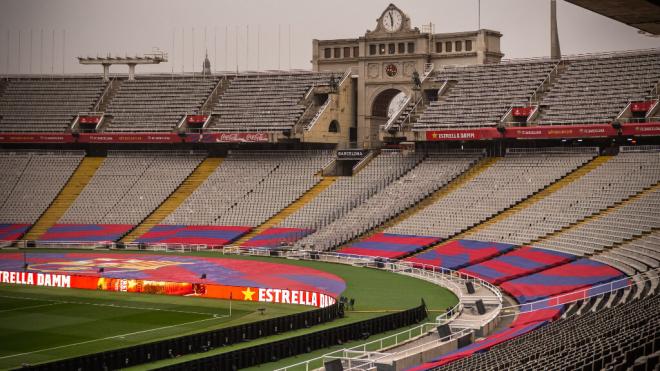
xmin=311 ymin=3 xmax=503 ymax=148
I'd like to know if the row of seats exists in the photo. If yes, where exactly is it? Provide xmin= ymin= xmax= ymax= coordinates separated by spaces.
xmin=163 ymin=151 xmax=331 ymax=227
xmin=414 ymin=49 xmax=660 ymax=130
xmin=60 ymin=151 xmax=204 ymax=225
xmin=0 ymin=150 xmax=84 ymax=223
xmin=430 ymin=293 xmax=659 ymax=371
xmin=294 ymin=152 xmax=482 ymax=251
xmin=415 ymin=61 xmax=557 ymax=129
xmin=104 ymin=77 xmax=219 ymax=132
xmin=386 ymin=149 xmax=596 ymax=239
xmin=276 ymin=151 xmax=424 ymax=248
xmin=0 ymin=78 xmax=105 ymax=132
xmin=538 ymin=51 xmax=660 ymax=124
xmin=208 ymin=72 xmax=335 ymax=132
xmin=469 ymin=151 xmax=660 ymax=246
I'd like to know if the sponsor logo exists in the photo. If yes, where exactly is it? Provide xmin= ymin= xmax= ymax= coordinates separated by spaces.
xmin=28 ymin=257 xmax=192 ymax=274
xmin=0 ymin=271 xmax=71 ymax=288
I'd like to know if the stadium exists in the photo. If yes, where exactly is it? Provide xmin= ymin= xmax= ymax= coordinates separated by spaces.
xmin=0 ymin=0 xmax=659 ymax=370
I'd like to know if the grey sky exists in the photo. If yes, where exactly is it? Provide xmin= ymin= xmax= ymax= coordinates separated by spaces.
xmin=0 ymin=0 xmax=658 ymax=75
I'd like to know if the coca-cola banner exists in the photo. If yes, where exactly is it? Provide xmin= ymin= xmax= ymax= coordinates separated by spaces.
xmin=0 ymin=133 xmax=74 ymax=143
xmin=77 ymin=133 xmax=181 ymax=143
xmin=621 ymin=122 xmax=660 ymax=136
xmin=199 ymin=132 xmax=271 ymax=143
xmin=505 ymin=124 xmax=617 ymax=139
xmin=425 ymin=128 xmax=501 ymax=141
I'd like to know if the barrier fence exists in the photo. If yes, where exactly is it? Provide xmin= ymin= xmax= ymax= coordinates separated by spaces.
xmin=22 ymin=302 xmax=343 ymax=371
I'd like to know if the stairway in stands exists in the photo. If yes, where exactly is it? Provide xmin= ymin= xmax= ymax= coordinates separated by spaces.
xmin=457 ymin=155 xmax=613 ymax=240
xmin=121 ymin=157 xmax=224 ymax=243
xmin=235 ymin=176 xmax=337 ymax=246
xmin=344 ymin=156 xmax=500 ymax=246
xmin=23 ymin=157 xmax=105 ymax=241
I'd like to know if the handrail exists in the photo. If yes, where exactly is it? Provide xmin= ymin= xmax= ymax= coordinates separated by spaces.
xmin=304 ymin=98 xmax=331 ymax=131
xmin=399 ymin=95 xmax=425 ymax=130
xmin=529 ymin=60 xmax=562 ymax=104
xmin=383 ymin=95 xmax=412 ymax=132
xmin=93 ymin=76 xmax=116 ymax=112
xmin=304 ymin=70 xmax=351 ymax=132
xmin=500 ymin=269 xmax=657 ymax=314
xmin=175 ymin=113 xmax=188 ymax=131
xmin=199 ymin=77 xmax=225 ymax=114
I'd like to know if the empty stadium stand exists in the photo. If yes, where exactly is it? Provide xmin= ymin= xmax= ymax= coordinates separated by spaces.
xmin=133 ymin=151 xmax=331 ymax=245
xmin=538 ymin=50 xmax=660 ymax=125
xmin=208 ymin=72 xmax=334 ymax=132
xmin=424 ymin=293 xmax=659 ymax=371
xmin=291 ymin=152 xmax=483 ymax=251
xmin=38 ymin=151 xmax=205 ymax=242
xmin=468 ymin=149 xmax=660 ymax=246
xmin=0 ymin=151 xmax=85 ymax=224
xmin=385 ymin=148 xmax=596 ymax=242
xmin=414 ymin=60 xmax=557 ymax=129
xmin=0 ymin=150 xmax=84 ymax=242
xmin=0 ymin=78 xmax=105 ymax=132
xmin=104 ymin=76 xmax=219 ymax=132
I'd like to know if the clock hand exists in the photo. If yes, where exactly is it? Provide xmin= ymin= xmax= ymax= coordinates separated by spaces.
xmin=389 ymin=12 xmax=394 ymax=27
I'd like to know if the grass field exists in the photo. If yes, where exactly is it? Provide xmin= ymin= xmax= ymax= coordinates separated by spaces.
xmin=0 ymin=249 xmax=458 ymax=370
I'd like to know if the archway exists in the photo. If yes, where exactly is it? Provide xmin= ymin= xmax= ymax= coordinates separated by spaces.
xmin=371 ymin=88 xmax=406 ymax=118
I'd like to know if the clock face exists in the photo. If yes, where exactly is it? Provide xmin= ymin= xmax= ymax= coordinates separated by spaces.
xmin=385 ymin=64 xmax=398 ymax=77
xmin=382 ymin=9 xmax=403 ymax=32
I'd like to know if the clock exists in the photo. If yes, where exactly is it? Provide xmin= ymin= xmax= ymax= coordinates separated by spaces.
xmin=382 ymin=9 xmax=403 ymax=32
xmin=385 ymin=64 xmax=398 ymax=77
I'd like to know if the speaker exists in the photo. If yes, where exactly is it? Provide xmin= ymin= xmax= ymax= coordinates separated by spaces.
xmin=375 ymin=258 xmax=385 ymax=268
xmin=98 ymin=267 xmax=105 ymax=273
xmin=115 ymin=242 xmax=125 ymax=249
xmin=465 ymin=281 xmax=475 ymax=294
xmin=324 ymin=359 xmax=343 ymax=371
xmin=200 ymin=273 xmax=207 ymax=279
xmin=457 ymin=333 xmax=472 ymax=348
xmin=26 ymin=240 xmax=36 ymax=248
xmin=475 ymin=299 xmax=486 ymax=315
xmin=437 ymin=324 xmax=451 ymax=338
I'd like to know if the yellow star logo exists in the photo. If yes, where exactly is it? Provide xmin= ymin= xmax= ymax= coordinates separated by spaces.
xmin=242 ymin=287 xmax=256 ymax=301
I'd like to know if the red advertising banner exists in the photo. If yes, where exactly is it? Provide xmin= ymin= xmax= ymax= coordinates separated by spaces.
xmin=79 ymin=116 xmax=101 ymax=125
xmin=0 ymin=270 xmax=336 ymax=308
xmin=186 ymin=115 xmax=208 ymax=124
xmin=425 ymin=128 xmax=501 ymax=141
xmin=200 ymin=132 xmax=271 ymax=143
xmin=512 ymin=107 xmax=534 ymax=117
xmin=0 ymin=133 xmax=74 ymax=143
xmin=77 ymin=133 xmax=181 ymax=143
xmin=630 ymin=101 xmax=655 ymax=113
xmin=621 ymin=122 xmax=660 ymax=137
xmin=505 ymin=124 xmax=618 ymax=139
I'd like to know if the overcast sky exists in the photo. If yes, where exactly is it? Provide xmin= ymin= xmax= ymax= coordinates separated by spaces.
xmin=0 ymin=0 xmax=658 ymax=75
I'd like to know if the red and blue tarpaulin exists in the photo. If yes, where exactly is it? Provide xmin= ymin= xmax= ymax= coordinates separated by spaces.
xmin=337 ymin=233 xmax=441 ymax=259
xmin=404 ymin=307 xmax=564 ymax=371
xmin=460 ymin=246 xmax=576 ymax=284
xmin=241 ymin=227 xmax=314 ymax=248
xmin=134 ymin=225 xmax=251 ymax=246
xmin=500 ymin=258 xmax=626 ymax=305
xmin=39 ymin=224 xmax=133 ymax=242
xmin=0 ymin=252 xmax=346 ymax=297
xmin=405 ymin=239 xmax=516 ymax=270
xmin=0 ymin=224 xmax=31 ymax=241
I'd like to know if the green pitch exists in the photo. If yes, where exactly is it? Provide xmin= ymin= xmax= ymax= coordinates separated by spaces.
xmin=0 ymin=250 xmax=458 ymax=370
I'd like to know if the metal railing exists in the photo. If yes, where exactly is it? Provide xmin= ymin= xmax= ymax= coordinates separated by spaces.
xmin=383 ymin=95 xmax=412 ymax=132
